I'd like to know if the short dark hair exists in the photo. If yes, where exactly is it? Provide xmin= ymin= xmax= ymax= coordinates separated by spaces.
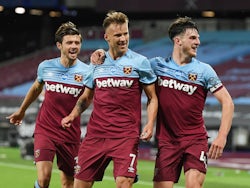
xmin=168 ymin=16 xmax=198 ymax=41
xmin=55 ymin=21 xmax=82 ymax=43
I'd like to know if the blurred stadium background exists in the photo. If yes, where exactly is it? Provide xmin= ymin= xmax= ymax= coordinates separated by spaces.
xmin=0 ymin=0 xmax=250 ymax=172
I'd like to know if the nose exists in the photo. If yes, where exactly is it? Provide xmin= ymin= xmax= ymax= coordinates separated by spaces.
xmin=120 ymin=34 xmax=126 ymax=41
xmin=196 ymin=38 xmax=201 ymax=45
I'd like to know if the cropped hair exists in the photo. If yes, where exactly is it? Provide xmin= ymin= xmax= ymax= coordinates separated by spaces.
xmin=103 ymin=10 xmax=129 ymax=31
xmin=168 ymin=16 xmax=198 ymax=41
xmin=55 ymin=21 xmax=82 ymax=43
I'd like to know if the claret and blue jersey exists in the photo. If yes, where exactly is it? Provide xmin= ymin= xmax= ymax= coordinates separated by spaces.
xmin=84 ymin=49 xmax=157 ymax=139
xmin=150 ymin=56 xmax=223 ymax=141
xmin=35 ymin=57 xmax=90 ymax=143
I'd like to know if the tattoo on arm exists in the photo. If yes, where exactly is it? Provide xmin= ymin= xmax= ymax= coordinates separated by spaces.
xmin=76 ymin=99 xmax=88 ymax=114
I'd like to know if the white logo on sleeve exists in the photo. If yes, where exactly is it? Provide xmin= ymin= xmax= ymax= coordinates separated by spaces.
xmin=45 ymin=83 xmax=82 ymax=97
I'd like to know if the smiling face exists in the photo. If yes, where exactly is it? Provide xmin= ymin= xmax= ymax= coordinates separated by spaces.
xmin=177 ymin=28 xmax=200 ymax=58
xmin=104 ymin=22 xmax=129 ymax=59
xmin=168 ymin=17 xmax=201 ymax=64
xmin=57 ymin=34 xmax=82 ymax=64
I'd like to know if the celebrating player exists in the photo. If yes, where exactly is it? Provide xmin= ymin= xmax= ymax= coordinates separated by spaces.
xmin=151 ymin=16 xmax=234 ymax=188
xmin=7 ymin=22 xmax=90 ymax=188
xmin=61 ymin=11 xmax=158 ymax=188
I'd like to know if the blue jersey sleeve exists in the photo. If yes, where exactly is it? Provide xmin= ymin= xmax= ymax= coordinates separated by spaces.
xmin=83 ymin=63 xmax=95 ymax=89
xmin=138 ymin=58 xmax=157 ymax=84
xmin=203 ymin=64 xmax=223 ymax=93
xmin=37 ymin=60 xmax=46 ymax=83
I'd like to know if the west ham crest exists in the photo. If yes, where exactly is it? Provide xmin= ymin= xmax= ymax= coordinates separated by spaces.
xmin=123 ymin=66 xmax=132 ymax=74
xmin=74 ymin=74 xmax=83 ymax=82
xmin=188 ymin=73 xmax=197 ymax=81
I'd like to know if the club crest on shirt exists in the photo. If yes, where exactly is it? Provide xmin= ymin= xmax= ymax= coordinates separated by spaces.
xmin=123 ymin=66 xmax=132 ymax=74
xmin=74 ymin=74 xmax=83 ymax=82
xmin=188 ymin=73 xmax=197 ymax=81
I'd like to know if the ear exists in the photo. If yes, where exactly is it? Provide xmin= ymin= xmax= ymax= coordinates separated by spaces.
xmin=174 ymin=37 xmax=182 ymax=46
xmin=56 ymin=42 xmax=61 ymax=50
xmin=104 ymin=33 xmax=108 ymax=42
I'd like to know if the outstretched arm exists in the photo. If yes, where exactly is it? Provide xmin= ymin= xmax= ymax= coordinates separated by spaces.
xmin=208 ymin=87 xmax=234 ymax=159
xmin=61 ymin=87 xmax=94 ymax=128
xmin=140 ymin=83 xmax=158 ymax=142
xmin=6 ymin=80 xmax=44 ymax=126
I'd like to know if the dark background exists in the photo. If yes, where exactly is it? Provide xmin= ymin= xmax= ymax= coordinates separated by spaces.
xmin=1 ymin=0 xmax=250 ymax=62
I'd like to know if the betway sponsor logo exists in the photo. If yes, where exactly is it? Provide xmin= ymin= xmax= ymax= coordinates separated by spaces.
xmin=45 ymin=83 xmax=82 ymax=97
xmin=158 ymin=77 xmax=197 ymax=95
xmin=96 ymin=78 xmax=133 ymax=88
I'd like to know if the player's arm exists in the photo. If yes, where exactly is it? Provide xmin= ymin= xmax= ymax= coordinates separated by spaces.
xmin=61 ymin=87 xmax=94 ymax=128
xmin=140 ymin=83 xmax=158 ymax=141
xmin=208 ymin=86 xmax=234 ymax=159
xmin=6 ymin=79 xmax=44 ymax=125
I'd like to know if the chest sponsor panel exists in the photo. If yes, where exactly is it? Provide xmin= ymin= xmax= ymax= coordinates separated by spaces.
xmin=158 ymin=77 xmax=197 ymax=95
xmin=45 ymin=82 xmax=82 ymax=97
xmin=96 ymin=78 xmax=134 ymax=88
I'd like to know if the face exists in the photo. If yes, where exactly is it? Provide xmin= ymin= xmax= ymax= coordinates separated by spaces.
xmin=57 ymin=34 xmax=82 ymax=62
xmin=177 ymin=28 xmax=200 ymax=58
xmin=104 ymin=22 xmax=129 ymax=59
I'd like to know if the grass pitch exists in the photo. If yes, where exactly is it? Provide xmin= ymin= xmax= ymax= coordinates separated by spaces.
xmin=0 ymin=147 xmax=250 ymax=188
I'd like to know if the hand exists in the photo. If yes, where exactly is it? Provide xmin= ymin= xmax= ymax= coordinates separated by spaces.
xmin=6 ymin=111 xmax=25 ymax=126
xmin=208 ymin=136 xmax=226 ymax=159
xmin=140 ymin=124 xmax=153 ymax=142
xmin=90 ymin=49 xmax=105 ymax=65
xmin=140 ymin=132 xmax=149 ymax=142
xmin=61 ymin=116 xmax=74 ymax=129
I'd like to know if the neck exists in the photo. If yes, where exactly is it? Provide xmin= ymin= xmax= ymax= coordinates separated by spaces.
xmin=172 ymin=51 xmax=192 ymax=66
xmin=61 ymin=57 xmax=76 ymax=68
xmin=109 ymin=49 xmax=126 ymax=60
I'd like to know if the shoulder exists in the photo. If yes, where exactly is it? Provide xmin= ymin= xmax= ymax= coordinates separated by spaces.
xmin=192 ymin=58 xmax=212 ymax=68
xmin=192 ymin=58 xmax=214 ymax=71
xmin=124 ymin=49 xmax=153 ymax=69
xmin=149 ymin=56 xmax=166 ymax=63
xmin=76 ymin=59 xmax=90 ymax=68
xmin=38 ymin=57 xmax=59 ymax=68
xmin=149 ymin=56 xmax=167 ymax=68
xmin=127 ymin=49 xmax=147 ymax=61
xmin=191 ymin=59 xmax=220 ymax=84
